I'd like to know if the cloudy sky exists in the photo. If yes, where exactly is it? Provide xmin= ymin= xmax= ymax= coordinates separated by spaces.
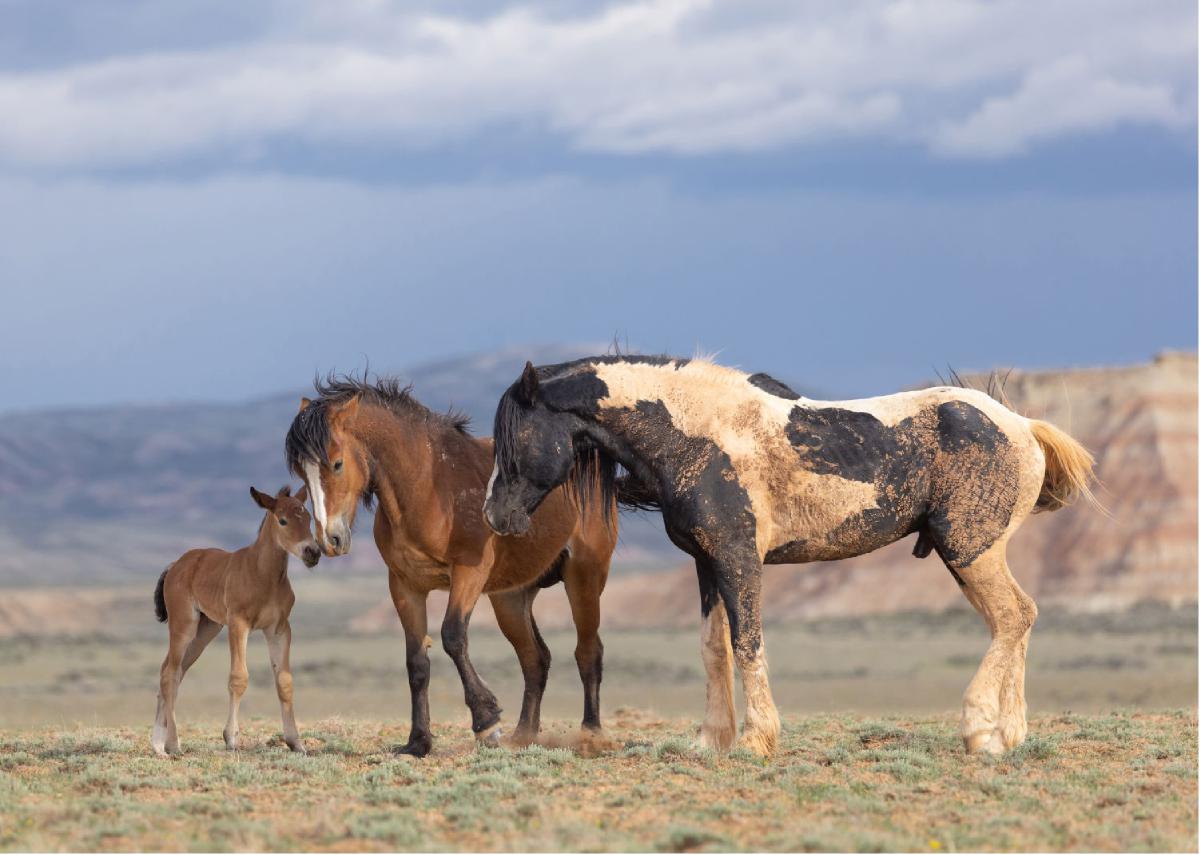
xmin=1 ymin=0 xmax=1195 ymax=410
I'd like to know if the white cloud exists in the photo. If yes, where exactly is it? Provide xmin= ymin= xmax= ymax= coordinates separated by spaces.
xmin=0 ymin=0 xmax=1192 ymax=169
xmin=933 ymin=56 xmax=1187 ymax=158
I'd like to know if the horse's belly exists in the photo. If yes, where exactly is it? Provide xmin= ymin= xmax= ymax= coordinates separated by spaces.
xmin=765 ymin=494 xmax=919 ymax=565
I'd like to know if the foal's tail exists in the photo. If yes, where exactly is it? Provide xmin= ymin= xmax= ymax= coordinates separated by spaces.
xmin=1029 ymin=420 xmax=1099 ymax=512
xmin=153 ymin=567 xmax=170 ymax=623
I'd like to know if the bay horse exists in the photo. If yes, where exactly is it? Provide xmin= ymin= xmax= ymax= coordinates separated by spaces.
xmin=284 ymin=375 xmax=618 ymax=756
xmin=484 ymin=355 xmax=1098 ymax=757
xmin=152 ymin=485 xmax=320 ymax=756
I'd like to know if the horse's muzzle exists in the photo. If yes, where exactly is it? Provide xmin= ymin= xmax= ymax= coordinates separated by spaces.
xmin=302 ymin=546 xmax=321 ymax=568
xmin=484 ymin=504 xmax=531 ymax=537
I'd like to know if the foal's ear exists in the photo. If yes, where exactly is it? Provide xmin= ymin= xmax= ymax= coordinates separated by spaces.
xmin=294 ymin=483 xmax=309 ymax=504
xmin=250 ymin=486 xmax=276 ymax=511
xmin=298 ymin=397 xmax=311 ymax=413
xmin=518 ymin=361 xmax=539 ymax=403
xmin=330 ymin=393 xmax=361 ymax=427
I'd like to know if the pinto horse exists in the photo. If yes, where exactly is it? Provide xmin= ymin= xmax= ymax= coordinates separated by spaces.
xmin=484 ymin=355 xmax=1097 ymax=757
xmin=285 ymin=375 xmax=618 ymax=755
xmin=152 ymin=485 xmax=320 ymax=756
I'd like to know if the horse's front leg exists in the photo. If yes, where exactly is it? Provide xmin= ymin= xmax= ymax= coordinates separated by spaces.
xmin=705 ymin=550 xmax=780 ymax=757
xmin=693 ymin=561 xmax=736 ymax=752
xmin=388 ymin=572 xmax=433 ymax=757
xmin=442 ymin=565 xmax=503 ymax=745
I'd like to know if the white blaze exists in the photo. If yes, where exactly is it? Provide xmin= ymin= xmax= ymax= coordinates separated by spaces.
xmin=303 ymin=461 xmax=329 ymax=532
xmin=485 ymin=461 xmax=499 ymax=504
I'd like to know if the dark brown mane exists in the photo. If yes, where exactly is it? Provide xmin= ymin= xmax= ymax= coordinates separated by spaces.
xmin=285 ymin=371 xmax=470 ymax=477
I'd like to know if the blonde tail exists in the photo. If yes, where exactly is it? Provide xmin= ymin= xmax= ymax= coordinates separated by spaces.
xmin=1029 ymin=419 xmax=1099 ymax=512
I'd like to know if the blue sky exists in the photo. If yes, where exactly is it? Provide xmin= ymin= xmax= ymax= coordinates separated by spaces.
xmin=1 ymin=0 xmax=1195 ymax=411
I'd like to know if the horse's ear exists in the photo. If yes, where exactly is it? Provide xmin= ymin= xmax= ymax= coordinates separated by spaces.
xmin=518 ymin=361 xmax=539 ymax=403
xmin=295 ymin=483 xmax=309 ymax=504
xmin=250 ymin=486 xmax=275 ymax=510
xmin=331 ymin=393 xmax=361 ymax=426
xmin=298 ymin=397 xmax=311 ymax=413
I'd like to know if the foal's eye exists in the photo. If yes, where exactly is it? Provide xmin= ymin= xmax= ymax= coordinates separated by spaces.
xmin=278 ymin=517 xmax=288 ymax=526
xmin=333 ymin=459 xmax=344 ymax=473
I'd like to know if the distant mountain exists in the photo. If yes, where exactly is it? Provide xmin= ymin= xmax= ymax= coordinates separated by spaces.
xmin=0 ymin=344 xmax=756 ymax=586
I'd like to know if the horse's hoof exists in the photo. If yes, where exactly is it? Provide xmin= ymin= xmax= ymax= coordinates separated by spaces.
xmin=394 ymin=738 xmax=432 ymax=758
xmin=696 ymin=724 xmax=736 ymax=753
xmin=476 ymin=725 xmax=504 ymax=747
xmin=964 ymin=729 xmax=1005 ymax=755
xmin=735 ymin=729 xmax=777 ymax=758
xmin=286 ymin=740 xmax=307 ymax=755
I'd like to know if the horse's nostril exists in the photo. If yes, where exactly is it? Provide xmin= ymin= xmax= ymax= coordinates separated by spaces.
xmin=330 ymin=534 xmax=341 ymax=549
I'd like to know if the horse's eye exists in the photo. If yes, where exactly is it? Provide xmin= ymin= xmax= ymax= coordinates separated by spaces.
xmin=278 ymin=517 xmax=288 ymax=526
xmin=334 ymin=459 xmax=344 ymax=473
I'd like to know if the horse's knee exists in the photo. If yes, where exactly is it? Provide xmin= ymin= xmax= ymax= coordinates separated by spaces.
xmin=441 ymin=618 xmax=467 ymax=660
xmin=406 ymin=649 xmax=431 ymax=689
xmin=228 ymin=671 xmax=248 ymax=696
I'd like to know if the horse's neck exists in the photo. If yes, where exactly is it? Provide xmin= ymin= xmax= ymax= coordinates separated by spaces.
xmin=353 ymin=405 xmax=436 ymax=521
xmin=245 ymin=515 xmax=287 ymax=582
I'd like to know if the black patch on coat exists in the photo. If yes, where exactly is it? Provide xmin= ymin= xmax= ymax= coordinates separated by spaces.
xmin=600 ymin=399 xmax=761 ymax=649
xmin=782 ymin=400 xmax=1020 ymax=569
xmin=748 ymin=372 xmax=801 ymax=400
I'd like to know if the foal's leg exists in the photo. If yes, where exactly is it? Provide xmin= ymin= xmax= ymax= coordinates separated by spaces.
xmin=389 ymin=573 xmax=433 ymax=757
xmin=562 ymin=554 xmax=609 ymax=735
xmin=490 ymin=587 xmax=550 ymax=747
xmin=223 ymin=619 xmax=250 ymax=750
xmin=265 ymin=620 xmax=304 ymax=753
xmin=153 ymin=608 xmax=200 ymax=756
xmin=707 ymin=553 xmax=780 ymax=757
xmin=442 ymin=566 xmax=503 ymax=744
xmin=953 ymin=541 xmax=1037 ymax=755
xmin=181 ymin=616 xmax=222 ymax=677
xmin=694 ymin=564 xmax=736 ymax=751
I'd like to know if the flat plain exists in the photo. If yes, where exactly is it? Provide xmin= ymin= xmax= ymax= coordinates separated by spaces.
xmin=0 ymin=589 xmax=1195 ymax=852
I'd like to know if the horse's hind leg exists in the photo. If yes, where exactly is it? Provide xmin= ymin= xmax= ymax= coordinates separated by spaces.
xmin=181 ymin=616 xmax=221 ymax=677
xmin=153 ymin=608 xmax=200 ymax=756
xmin=953 ymin=541 xmax=1037 ymax=754
xmin=265 ymin=620 xmax=304 ymax=753
xmin=490 ymin=587 xmax=550 ymax=746
xmin=442 ymin=565 xmax=504 ymax=744
xmin=562 ymin=550 xmax=609 ymax=736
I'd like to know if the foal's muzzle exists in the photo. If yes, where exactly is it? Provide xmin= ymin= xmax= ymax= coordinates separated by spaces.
xmin=302 ymin=546 xmax=321 ymax=568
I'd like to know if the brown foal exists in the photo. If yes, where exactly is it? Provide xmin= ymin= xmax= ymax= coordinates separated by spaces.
xmin=285 ymin=376 xmax=617 ymax=756
xmin=151 ymin=485 xmax=320 ymax=756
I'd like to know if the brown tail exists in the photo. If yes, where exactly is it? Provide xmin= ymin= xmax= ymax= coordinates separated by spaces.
xmin=1029 ymin=419 xmax=1099 ymax=512
xmin=153 ymin=567 xmax=170 ymax=623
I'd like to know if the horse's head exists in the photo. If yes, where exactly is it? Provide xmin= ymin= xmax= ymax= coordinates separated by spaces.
xmin=250 ymin=484 xmax=321 ymax=568
xmin=285 ymin=394 xmax=370 ymax=557
xmin=484 ymin=361 xmax=583 ymax=536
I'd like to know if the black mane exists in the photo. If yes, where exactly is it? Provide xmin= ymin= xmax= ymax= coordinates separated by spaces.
xmin=493 ymin=355 xmax=672 ymax=521
xmin=285 ymin=371 xmax=471 ymax=477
